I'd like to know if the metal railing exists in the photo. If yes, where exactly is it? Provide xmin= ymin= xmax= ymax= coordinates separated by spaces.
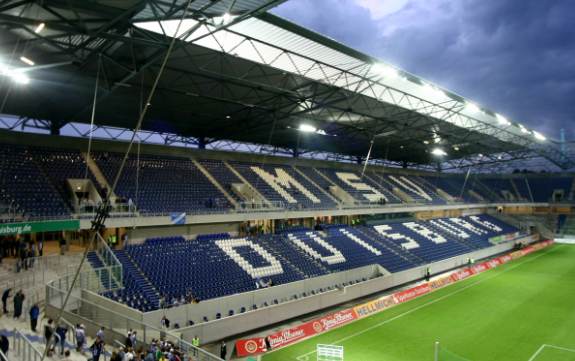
xmin=12 ymin=329 xmax=42 ymax=361
xmin=94 ymin=233 xmax=123 ymax=288
xmin=45 ymin=282 xmax=222 ymax=361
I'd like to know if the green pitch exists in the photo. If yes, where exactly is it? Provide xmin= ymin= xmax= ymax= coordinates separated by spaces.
xmin=262 ymin=244 xmax=575 ymax=361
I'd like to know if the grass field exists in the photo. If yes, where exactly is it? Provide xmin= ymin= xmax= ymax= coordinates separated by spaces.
xmin=262 ymin=244 xmax=575 ymax=361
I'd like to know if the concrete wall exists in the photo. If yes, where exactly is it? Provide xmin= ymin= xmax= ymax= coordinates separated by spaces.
xmin=126 ymin=222 xmax=240 ymax=244
xmin=83 ymin=202 xmax=549 ymax=230
xmin=142 ymin=265 xmax=382 ymax=328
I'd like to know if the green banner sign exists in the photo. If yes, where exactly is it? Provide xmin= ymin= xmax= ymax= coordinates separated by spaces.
xmin=0 ymin=220 xmax=80 ymax=236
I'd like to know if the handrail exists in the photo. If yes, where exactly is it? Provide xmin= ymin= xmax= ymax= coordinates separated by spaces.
xmin=60 ymin=318 xmax=77 ymax=345
xmin=114 ymin=340 xmax=126 ymax=349
xmin=46 ymin=283 xmax=222 ymax=361
xmin=95 ymin=233 xmax=123 ymax=287
xmin=0 ymin=348 xmax=8 ymax=361
xmin=12 ymin=328 xmax=42 ymax=361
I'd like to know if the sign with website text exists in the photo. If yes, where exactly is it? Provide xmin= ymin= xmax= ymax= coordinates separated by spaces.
xmin=0 ymin=220 xmax=80 ymax=236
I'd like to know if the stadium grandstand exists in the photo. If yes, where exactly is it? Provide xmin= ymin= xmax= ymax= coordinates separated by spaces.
xmin=0 ymin=1 xmax=573 ymax=361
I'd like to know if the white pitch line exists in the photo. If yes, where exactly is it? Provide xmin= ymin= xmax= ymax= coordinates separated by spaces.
xmin=527 ymin=344 xmax=547 ymax=361
xmin=544 ymin=344 xmax=575 ymax=353
xmin=293 ymin=245 xmax=560 ymax=361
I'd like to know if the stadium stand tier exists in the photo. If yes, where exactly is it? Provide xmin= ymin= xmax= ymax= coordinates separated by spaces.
xmin=1 ymin=141 xmax=573 ymax=221
xmin=92 ymin=214 xmax=519 ymax=312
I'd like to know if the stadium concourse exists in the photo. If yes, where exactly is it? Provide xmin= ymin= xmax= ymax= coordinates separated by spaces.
xmin=0 ymin=0 xmax=574 ymax=361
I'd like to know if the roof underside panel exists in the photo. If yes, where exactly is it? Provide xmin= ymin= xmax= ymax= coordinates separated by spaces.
xmin=0 ymin=0 xmax=570 ymax=170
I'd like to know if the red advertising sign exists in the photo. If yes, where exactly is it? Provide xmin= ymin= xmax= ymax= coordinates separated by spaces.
xmin=450 ymin=267 xmax=475 ymax=282
xmin=266 ymin=309 xmax=358 ymax=349
xmin=393 ymin=284 xmax=431 ymax=304
xmin=236 ymin=338 xmax=267 ymax=357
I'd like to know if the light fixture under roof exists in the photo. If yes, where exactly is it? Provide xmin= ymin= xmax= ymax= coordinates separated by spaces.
xmin=431 ymin=148 xmax=447 ymax=157
xmin=19 ymin=56 xmax=34 ymax=66
xmin=298 ymin=124 xmax=317 ymax=133
xmin=533 ymin=131 xmax=546 ymax=141
xmin=372 ymin=64 xmax=399 ymax=79
xmin=518 ymin=124 xmax=529 ymax=134
xmin=465 ymin=102 xmax=480 ymax=113
xmin=0 ymin=62 xmax=30 ymax=85
xmin=496 ymin=113 xmax=510 ymax=126
xmin=10 ymin=71 xmax=30 ymax=84
xmin=422 ymin=83 xmax=444 ymax=98
xmin=34 ymin=23 xmax=45 ymax=34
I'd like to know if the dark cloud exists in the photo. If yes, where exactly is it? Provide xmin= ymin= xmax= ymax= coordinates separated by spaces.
xmin=273 ymin=0 xmax=575 ymax=140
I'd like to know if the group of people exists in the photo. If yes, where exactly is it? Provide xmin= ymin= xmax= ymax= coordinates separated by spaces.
xmin=1 ymin=288 xmax=25 ymax=318
xmin=0 ymin=235 xmax=40 ymax=271
xmin=111 ymin=336 xmax=187 ymax=361
xmin=159 ymin=290 xmax=200 ymax=309
xmin=42 ymin=318 xmax=69 ymax=356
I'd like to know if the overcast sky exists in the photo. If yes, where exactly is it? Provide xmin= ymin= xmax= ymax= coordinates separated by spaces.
xmin=272 ymin=0 xmax=575 ymax=141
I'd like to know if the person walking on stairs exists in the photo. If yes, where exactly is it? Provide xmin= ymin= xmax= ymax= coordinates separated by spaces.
xmin=29 ymin=303 xmax=40 ymax=332
xmin=1 ymin=288 xmax=10 ymax=314
xmin=12 ymin=290 xmax=24 ymax=319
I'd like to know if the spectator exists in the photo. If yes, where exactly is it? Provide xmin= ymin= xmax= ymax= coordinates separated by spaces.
xmin=62 ymin=350 xmax=72 ymax=361
xmin=161 ymin=316 xmax=170 ymax=329
xmin=130 ymin=331 xmax=137 ymax=349
xmin=55 ymin=324 xmax=68 ymax=355
xmin=144 ymin=348 xmax=155 ymax=361
xmin=44 ymin=319 xmax=55 ymax=344
xmin=1 ymin=288 xmax=10 ymax=314
xmin=75 ymin=324 xmax=86 ymax=352
xmin=90 ymin=337 xmax=105 ymax=361
xmin=29 ymin=303 xmax=40 ymax=332
xmin=96 ymin=326 xmax=105 ymax=341
xmin=220 ymin=341 xmax=227 ymax=360
xmin=0 ymin=335 xmax=8 ymax=361
xmin=191 ymin=335 xmax=200 ymax=357
xmin=110 ymin=351 xmax=122 ymax=361
xmin=44 ymin=319 xmax=55 ymax=356
xmin=59 ymin=235 xmax=66 ymax=255
xmin=125 ymin=331 xmax=133 ymax=348
xmin=12 ymin=290 xmax=24 ymax=319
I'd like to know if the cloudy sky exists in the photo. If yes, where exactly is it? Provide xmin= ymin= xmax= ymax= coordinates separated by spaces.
xmin=272 ymin=0 xmax=575 ymax=141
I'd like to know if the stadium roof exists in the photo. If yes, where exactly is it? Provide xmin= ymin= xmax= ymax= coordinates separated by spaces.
xmin=0 ymin=0 xmax=572 ymax=171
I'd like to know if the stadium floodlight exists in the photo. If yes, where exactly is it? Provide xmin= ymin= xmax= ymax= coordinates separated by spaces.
xmin=422 ymin=83 xmax=444 ymax=98
xmin=0 ymin=62 xmax=30 ymax=85
xmin=299 ymin=124 xmax=317 ymax=133
xmin=19 ymin=56 xmax=34 ymax=66
xmin=518 ymin=124 xmax=530 ymax=134
xmin=372 ymin=63 xmax=399 ymax=79
xmin=465 ymin=102 xmax=480 ymax=113
xmin=533 ymin=131 xmax=546 ymax=141
xmin=496 ymin=113 xmax=511 ymax=126
xmin=34 ymin=22 xmax=45 ymax=34
xmin=10 ymin=71 xmax=30 ymax=85
xmin=431 ymin=148 xmax=447 ymax=157
xmin=222 ymin=12 xmax=232 ymax=23
xmin=453 ymin=145 xmax=460 ymax=151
